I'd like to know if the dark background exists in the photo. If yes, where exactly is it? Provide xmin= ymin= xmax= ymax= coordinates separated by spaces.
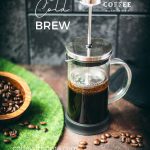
xmin=0 ymin=0 xmax=150 ymax=66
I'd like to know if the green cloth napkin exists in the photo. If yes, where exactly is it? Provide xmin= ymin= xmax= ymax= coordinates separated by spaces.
xmin=0 ymin=58 xmax=64 ymax=150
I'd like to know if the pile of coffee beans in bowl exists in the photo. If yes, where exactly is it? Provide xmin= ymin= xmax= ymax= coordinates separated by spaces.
xmin=0 ymin=77 xmax=24 ymax=114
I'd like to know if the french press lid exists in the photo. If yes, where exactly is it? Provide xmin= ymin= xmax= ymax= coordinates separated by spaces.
xmin=66 ymin=38 xmax=112 ymax=65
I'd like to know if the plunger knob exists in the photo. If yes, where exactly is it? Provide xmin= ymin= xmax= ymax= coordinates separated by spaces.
xmin=80 ymin=0 xmax=101 ymax=6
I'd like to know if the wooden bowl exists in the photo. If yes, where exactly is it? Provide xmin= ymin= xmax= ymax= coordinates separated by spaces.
xmin=0 ymin=72 xmax=31 ymax=121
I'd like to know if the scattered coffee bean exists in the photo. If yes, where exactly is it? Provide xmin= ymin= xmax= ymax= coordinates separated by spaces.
xmin=105 ymin=133 xmax=111 ymax=138
xmin=131 ymin=143 xmax=139 ymax=147
xmin=111 ymin=133 xmax=120 ymax=138
xmin=3 ymin=139 xmax=11 ymax=144
xmin=44 ymin=128 xmax=48 ymax=132
xmin=126 ymin=138 xmax=131 ymax=144
xmin=40 ymin=122 xmax=47 ymax=125
xmin=28 ymin=124 xmax=36 ymax=129
xmin=100 ymin=134 xmax=107 ymax=140
xmin=121 ymin=136 xmax=126 ymax=143
xmin=9 ymin=129 xmax=19 ymax=140
xmin=93 ymin=139 xmax=100 ymax=145
xmin=137 ymin=135 xmax=142 ymax=138
xmin=131 ymin=139 xmax=137 ymax=144
xmin=130 ymin=134 xmax=136 ymax=139
xmin=4 ymin=131 xmax=9 ymax=136
xmin=79 ymin=141 xmax=88 ymax=145
xmin=125 ymin=133 xmax=130 ymax=137
xmin=136 ymin=137 xmax=142 ymax=143
xmin=78 ymin=144 xmax=86 ymax=149
xmin=120 ymin=132 xmax=126 ymax=136
xmin=100 ymin=139 xmax=107 ymax=143
xmin=11 ymin=134 xmax=17 ymax=139
xmin=9 ymin=129 xmax=18 ymax=136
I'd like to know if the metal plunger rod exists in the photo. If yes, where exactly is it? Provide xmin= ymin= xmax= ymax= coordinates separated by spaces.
xmin=87 ymin=6 xmax=93 ymax=56
xmin=80 ymin=0 xmax=101 ymax=56
xmin=88 ymin=6 xmax=92 ymax=46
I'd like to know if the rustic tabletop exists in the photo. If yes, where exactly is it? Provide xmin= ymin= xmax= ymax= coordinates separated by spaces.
xmin=24 ymin=65 xmax=150 ymax=150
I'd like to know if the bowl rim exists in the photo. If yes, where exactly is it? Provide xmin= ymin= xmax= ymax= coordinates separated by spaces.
xmin=0 ymin=71 xmax=31 ymax=120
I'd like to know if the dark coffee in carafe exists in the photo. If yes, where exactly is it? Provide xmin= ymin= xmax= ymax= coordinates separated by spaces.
xmin=67 ymin=72 xmax=109 ymax=124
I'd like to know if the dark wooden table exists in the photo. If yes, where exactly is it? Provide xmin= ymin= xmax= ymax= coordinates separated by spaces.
xmin=24 ymin=65 xmax=150 ymax=150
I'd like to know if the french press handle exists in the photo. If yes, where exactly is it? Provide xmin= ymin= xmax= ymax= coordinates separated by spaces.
xmin=108 ymin=58 xmax=132 ymax=104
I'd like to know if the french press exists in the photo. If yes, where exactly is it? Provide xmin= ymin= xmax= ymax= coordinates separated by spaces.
xmin=65 ymin=0 xmax=132 ymax=135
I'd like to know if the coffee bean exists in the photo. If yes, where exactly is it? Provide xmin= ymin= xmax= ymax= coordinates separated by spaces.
xmin=6 ymin=106 xmax=12 ymax=112
xmin=6 ymin=93 xmax=10 ymax=98
xmin=14 ymin=101 xmax=19 ymax=105
xmin=11 ymin=134 xmax=17 ymax=139
xmin=105 ymin=133 xmax=111 ymax=138
xmin=78 ymin=144 xmax=86 ymax=149
xmin=7 ymin=82 xmax=11 ymax=86
xmin=14 ymin=97 xmax=17 ymax=101
xmin=121 ymin=136 xmax=126 ymax=143
xmin=28 ymin=124 xmax=36 ymax=129
xmin=111 ymin=133 xmax=120 ymax=138
xmin=14 ymin=90 xmax=21 ymax=95
xmin=44 ymin=128 xmax=48 ymax=132
xmin=3 ymin=139 xmax=11 ymax=144
xmin=0 ymin=83 xmax=3 ymax=88
xmin=79 ymin=141 xmax=88 ymax=145
xmin=125 ymin=137 xmax=131 ymax=144
xmin=131 ymin=139 xmax=137 ymax=144
xmin=120 ymin=132 xmax=126 ymax=136
xmin=100 ymin=134 xmax=107 ymax=139
xmin=125 ymin=133 xmax=130 ymax=137
xmin=9 ymin=102 xmax=13 ymax=106
xmin=40 ymin=122 xmax=47 ymax=125
xmin=15 ymin=104 xmax=19 ymax=109
xmin=16 ymin=94 xmax=21 ymax=97
xmin=4 ymin=85 xmax=9 ymax=90
xmin=4 ymin=131 xmax=9 ymax=136
xmin=93 ymin=139 xmax=100 ymax=145
xmin=136 ymin=135 xmax=143 ymax=138
xmin=100 ymin=139 xmax=107 ymax=143
xmin=19 ymin=100 xmax=23 ymax=104
xmin=10 ymin=86 xmax=15 ymax=91
xmin=136 ymin=137 xmax=142 ymax=143
xmin=130 ymin=143 xmax=139 ymax=147
xmin=130 ymin=134 xmax=136 ymax=139
xmin=9 ymin=130 xmax=18 ymax=137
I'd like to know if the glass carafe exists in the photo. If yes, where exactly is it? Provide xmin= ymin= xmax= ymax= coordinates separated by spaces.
xmin=65 ymin=38 xmax=132 ymax=135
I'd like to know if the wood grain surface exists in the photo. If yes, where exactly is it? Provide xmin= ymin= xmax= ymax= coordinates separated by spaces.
xmin=24 ymin=65 xmax=150 ymax=150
